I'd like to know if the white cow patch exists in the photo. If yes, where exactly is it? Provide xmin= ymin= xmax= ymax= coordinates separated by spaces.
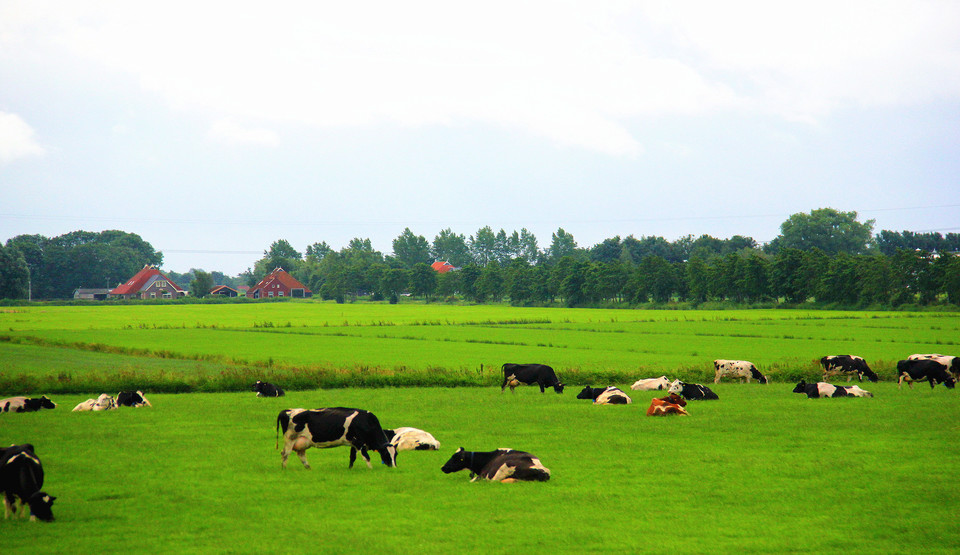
xmin=630 ymin=376 xmax=670 ymax=391
xmin=388 ymin=427 xmax=440 ymax=451
xmin=843 ymin=385 xmax=873 ymax=397
xmin=72 ymin=394 xmax=118 ymax=412
xmin=594 ymin=387 xmax=632 ymax=405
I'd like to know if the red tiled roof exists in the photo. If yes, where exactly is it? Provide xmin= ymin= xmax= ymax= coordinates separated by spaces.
xmin=249 ymin=268 xmax=311 ymax=295
xmin=110 ymin=266 xmax=185 ymax=295
xmin=431 ymin=260 xmax=456 ymax=274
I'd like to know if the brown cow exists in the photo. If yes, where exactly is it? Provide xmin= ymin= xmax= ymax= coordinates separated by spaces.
xmin=646 ymin=393 xmax=689 ymax=416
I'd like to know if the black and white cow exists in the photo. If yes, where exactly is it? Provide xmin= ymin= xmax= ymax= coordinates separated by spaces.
xmin=0 ymin=444 xmax=55 ymax=522
xmin=0 ymin=396 xmax=56 ymax=413
xmin=276 ymin=407 xmax=397 ymax=469
xmin=713 ymin=360 xmax=768 ymax=384
xmin=908 ymin=354 xmax=960 ymax=379
xmin=630 ymin=376 xmax=671 ymax=391
xmin=820 ymin=355 xmax=878 ymax=382
xmin=500 ymin=363 xmax=565 ymax=393
xmin=668 ymin=380 xmax=719 ymax=400
xmin=253 ymin=381 xmax=285 ymax=397
xmin=792 ymin=380 xmax=849 ymax=398
xmin=383 ymin=427 xmax=441 ymax=451
xmin=72 ymin=393 xmax=118 ymax=412
xmin=896 ymin=359 xmax=957 ymax=390
xmin=441 ymin=447 xmax=551 ymax=483
xmin=576 ymin=386 xmax=632 ymax=405
xmin=116 ymin=391 xmax=152 ymax=407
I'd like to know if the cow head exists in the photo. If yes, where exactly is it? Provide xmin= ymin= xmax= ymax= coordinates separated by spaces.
xmin=576 ymin=387 xmax=595 ymax=400
xmin=27 ymin=492 xmax=55 ymax=522
xmin=553 ymin=383 xmax=565 ymax=394
xmin=667 ymin=380 xmax=683 ymax=395
xmin=861 ymin=369 xmax=879 ymax=383
xmin=946 ymin=377 xmax=957 ymax=389
xmin=441 ymin=448 xmax=469 ymax=474
xmin=378 ymin=444 xmax=398 ymax=467
xmin=38 ymin=396 xmax=56 ymax=409
xmin=792 ymin=381 xmax=807 ymax=394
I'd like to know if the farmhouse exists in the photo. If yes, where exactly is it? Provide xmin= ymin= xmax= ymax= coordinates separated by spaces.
xmin=431 ymin=260 xmax=456 ymax=274
xmin=209 ymin=285 xmax=239 ymax=297
xmin=110 ymin=265 xmax=187 ymax=300
xmin=246 ymin=268 xmax=312 ymax=299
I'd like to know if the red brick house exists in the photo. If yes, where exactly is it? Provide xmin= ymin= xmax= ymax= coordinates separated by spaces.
xmin=246 ymin=268 xmax=312 ymax=299
xmin=110 ymin=265 xmax=187 ymax=300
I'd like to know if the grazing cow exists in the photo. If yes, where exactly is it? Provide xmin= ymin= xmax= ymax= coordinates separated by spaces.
xmin=116 ymin=391 xmax=152 ymax=407
xmin=384 ymin=427 xmax=441 ymax=451
xmin=72 ymin=393 xmax=118 ymax=412
xmin=819 ymin=355 xmax=878 ymax=382
xmin=276 ymin=407 xmax=397 ymax=469
xmin=713 ymin=360 xmax=768 ymax=384
xmin=0 ymin=396 xmax=56 ymax=413
xmin=576 ymin=386 xmax=632 ymax=405
xmin=253 ymin=381 xmax=285 ymax=397
xmin=441 ymin=447 xmax=550 ymax=483
xmin=0 ymin=444 xmax=55 ymax=522
xmin=792 ymin=380 xmax=849 ymax=398
xmin=500 ymin=364 xmax=564 ymax=394
xmin=668 ymin=380 xmax=719 ymax=401
xmin=630 ymin=376 xmax=671 ymax=391
xmin=896 ymin=359 xmax=957 ymax=390
xmin=841 ymin=385 xmax=874 ymax=398
xmin=908 ymin=354 xmax=960 ymax=379
xmin=646 ymin=393 xmax=689 ymax=416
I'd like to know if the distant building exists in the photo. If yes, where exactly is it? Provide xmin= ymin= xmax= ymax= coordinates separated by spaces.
xmin=210 ymin=285 xmax=239 ymax=297
xmin=431 ymin=260 xmax=457 ymax=274
xmin=73 ymin=288 xmax=111 ymax=301
xmin=246 ymin=268 xmax=312 ymax=299
xmin=110 ymin=265 xmax=187 ymax=300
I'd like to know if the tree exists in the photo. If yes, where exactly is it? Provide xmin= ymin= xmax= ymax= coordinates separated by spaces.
xmin=431 ymin=229 xmax=473 ymax=267
xmin=769 ymin=208 xmax=874 ymax=255
xmin=409 ymin=263 xmax=437 ymax=299
xmin=254 ymin=239 xmax=302 ymax=280
xmin=547 ymin=228 xmax=578 ymax=263
xmin=0 ymin=243 xmax=29 ymax=299
xmin=476 ymin=260 xmax=504 ymax=302
xmin=392 ymin=228 xmax=431 ymax=268
xmin=380 ymin=268 xmax=409 ymax=302
xmin=305 ymin=241 xmax=332 ymax=263
xmin=190 ymin=270 xmax=214 ymax=298
xmin=469 ymin=226 xmax=497 ymax=265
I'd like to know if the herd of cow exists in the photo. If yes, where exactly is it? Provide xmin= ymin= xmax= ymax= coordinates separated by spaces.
xmin=3 ymin=352 xmax=958 ymax=523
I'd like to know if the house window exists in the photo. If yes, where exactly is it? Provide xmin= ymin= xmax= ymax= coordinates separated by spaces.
xmin=150 ymin=293 xmax=156 ymax=299
xmin=278 ymin=291 xmax=284 ymax=297
xmin=268 ymin=291 xmax=274 ymax=297
xmin=156 ymin=280 xmax=167 ymax=288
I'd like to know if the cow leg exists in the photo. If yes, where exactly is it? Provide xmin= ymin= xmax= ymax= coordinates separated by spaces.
xmin=295 ymin=449 xmax=311 ymax=470
xmin=4 ymin=495 xmax=15 ymax=519
xmin=538 ymin=381 xmax=546 ymax=393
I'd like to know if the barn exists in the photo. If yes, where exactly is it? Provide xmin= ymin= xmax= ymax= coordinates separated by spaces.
xmin=246 ymin=268 xmax=312 ymax=299
xmin=110 ymin=265 xmax=187 ymax=300
xmin=210 ymin=285 xmax=239 ymax=297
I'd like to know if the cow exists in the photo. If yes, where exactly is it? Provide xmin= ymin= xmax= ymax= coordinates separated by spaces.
xmin=441 ymin=447 xmax=550 ymax=483
xmin=253 ymin=381 xmax=285 ymax=397
xmin=841 ymin=385 xmax=873 ymax=398
xmin=384 ymin=427 xmax=441 ymax=451
xmin=276 ymin=407 xmax=397 ymax=469
xmin=819 ymin=355 xmax=878 ymax=382
xmin=908 ymin=354 xmax=960 ymax=379
xmin=116 ymin=391 xmax=152 ymax=407
xmin=896 ymin=359 xmax=957 ymax=390
xmin=0 ymin=444 xmax=55 ymax=522
xmin=576 ymin=386 xmax=632 ymax=405
xmin=792 ymin=380 xmax=849 ymax=398
xmin=646 ymin=393 xmax=689 ymax=416
xmin=668 ymin=380 xmax=719 ymax=400
xmin=630 ymin=376 xmax=671 ymax=391
xmin=0 ymin=396 xmax=56 ymax=413
xmin=713 ymin=360 xmax=768 ymax=384
xmin=500 ymin=364 xmax=564 ymax=394
xmin=72 ymin=393 xmax=118 ymax=412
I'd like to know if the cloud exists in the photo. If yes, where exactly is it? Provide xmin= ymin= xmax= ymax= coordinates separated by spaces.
xmin=0 ymin=111 xmax=45 ymax=164
xmin=207 ymin=118 xmax=279 ymax=148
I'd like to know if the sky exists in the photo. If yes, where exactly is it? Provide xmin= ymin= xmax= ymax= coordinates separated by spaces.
xmin=2 ymin=1 xmax=959 ymax=276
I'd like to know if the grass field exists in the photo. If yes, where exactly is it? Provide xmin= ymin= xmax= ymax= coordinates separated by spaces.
xmin=1 ymin=303 xmax=959 ymax=553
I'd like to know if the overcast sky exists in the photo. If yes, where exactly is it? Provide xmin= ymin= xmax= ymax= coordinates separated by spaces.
xmin=2 ymin=1 xmax=959 ymax=276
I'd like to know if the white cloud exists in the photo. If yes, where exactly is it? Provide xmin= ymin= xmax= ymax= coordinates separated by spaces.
xmin=0 ymin=111 xmax=45 ymax=164
xmin=207 ymin=118 xmax=279 ymax=148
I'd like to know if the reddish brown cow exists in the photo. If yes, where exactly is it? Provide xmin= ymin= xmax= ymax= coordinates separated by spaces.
xmin=646 ymin=393 xmax=689 ymax=416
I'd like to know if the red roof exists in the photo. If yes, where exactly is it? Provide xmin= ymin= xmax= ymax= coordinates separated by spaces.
xmin=110 ymin=266 xmax=185 ymax=295
xmin=431 ymin=261 xmax=456 ymax=274
xmin=247 ymin=268 xmax=311 ymax=297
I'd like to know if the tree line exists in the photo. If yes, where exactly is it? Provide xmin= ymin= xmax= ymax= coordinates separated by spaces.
xmin=1 ymin=209 xmax=959 ymax=306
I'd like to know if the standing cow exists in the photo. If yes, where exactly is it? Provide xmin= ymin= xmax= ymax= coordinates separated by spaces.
xmin=820 ymin=356 xmax=878 ymax=382
xmin=713 ymin=360 xmax=768 ymax=384
xmin=576 ymin=386 xmax=632 ymax=405
xmin=0 ymin=396 xmax=56 ymax=413
xmin=908 ymin=354 xmax=960 ymax=379
xmin=500 ymin=364 xmax=565 ymax=393
xmin=441 ymin=447 xmax=550 ymax=483
xmin=896 ymin=359 xmax=956 ymax=390
xmin=276 ymin=407 xmax=397 ymax=469
xmin=1 ymin=444 xmax=55 ymax=522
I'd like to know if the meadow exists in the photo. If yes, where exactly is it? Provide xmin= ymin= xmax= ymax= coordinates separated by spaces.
xmin=2 ymin=302 xmax=959 ymax=553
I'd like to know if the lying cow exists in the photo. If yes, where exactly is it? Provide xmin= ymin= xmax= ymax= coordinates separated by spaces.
xmin=896 ymin=359 xmax=957 ymax=390
xmin=441 ymin=447 xmax=550 ymax=483
xmin=792 ymin=380 xmax=849 ymax=398
xmin=0 ymin=396 xmax=56 ymax=413
xmin=713 ymin=360 xmax=768 ymax=384
xmin=576 ymin=386 xmax=632 ymax=405
xmin=253 ymin=381 xmax=285 ymax=397
xmin=668 ymin=380 xmax=719 ymax=400
xmin=384 ymin=427 xmax=441 ymax=451
xmin=72 ymin=393 xmax=118 ymax=412
xmin=820 ymin=355 xmax=878 ymax=382
xmin=116 ymin=391 xmax=152 ymax=407
xmin=908 ymin=354 xmax=960 ymax=379
xmin=841 ymin=385 xmax=873 ymax=398
xmin=1 ymin=444 xmax=55 ymax=522
xmin=630 ymin=376 xmax=671 ymax=391
xmin=500 ymin=363 xmax=564 ymax=393
xmin=276 ymin=407 xmax=397 ymax=469
xmin=646 ymin=393 xmax=689 ymax=416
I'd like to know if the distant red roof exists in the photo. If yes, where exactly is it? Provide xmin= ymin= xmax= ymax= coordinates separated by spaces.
xmin=110 ymin=266 xmax=185 ymax=296
xmin=247 ymin=268 xmax=312 ymax=298
xmin=431 ymin=261 xmax=456 ymax=274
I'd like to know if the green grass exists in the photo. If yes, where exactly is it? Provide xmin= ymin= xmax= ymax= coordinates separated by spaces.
xmin=2 ymin=384 xmax=958 ymax=553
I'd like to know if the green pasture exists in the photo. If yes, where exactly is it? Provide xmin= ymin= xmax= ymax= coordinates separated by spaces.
xmin=2 ymin=385 xmax=959 ymax=554
xmin=1 ymin=303 xmax=958 ymax=394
